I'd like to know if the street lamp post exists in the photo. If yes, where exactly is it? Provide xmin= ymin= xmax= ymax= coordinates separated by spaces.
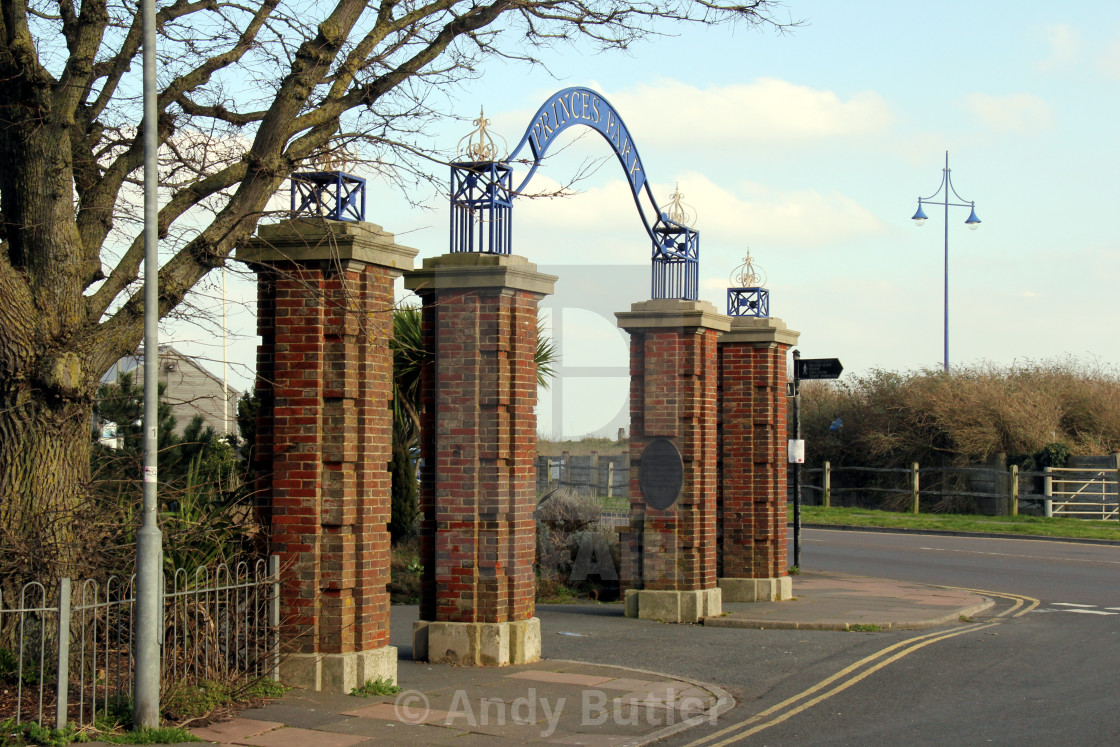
xmin=911 ymin=151 xmax=981 ymax=372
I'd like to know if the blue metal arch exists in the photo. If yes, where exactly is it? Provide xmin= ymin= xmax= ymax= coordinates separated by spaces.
xmin=503 ymin=87 xmax=699 ymax=300
xmin=508 ymin=87 xmax=659 ymax=244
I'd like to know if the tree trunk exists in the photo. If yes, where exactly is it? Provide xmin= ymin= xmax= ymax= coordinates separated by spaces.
xmin=0 ymin=388 xmax=94 ymax=584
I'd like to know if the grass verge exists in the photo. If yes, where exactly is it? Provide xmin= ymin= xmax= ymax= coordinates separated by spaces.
xmin=801 ymin=505 xmax=1120 ymax=542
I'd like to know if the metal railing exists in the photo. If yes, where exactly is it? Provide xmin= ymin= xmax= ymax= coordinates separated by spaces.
xmin=1 ymin=556 xmax=279 ymax=730
xmin=1047 ymin=466 xmax=1119 ymax=520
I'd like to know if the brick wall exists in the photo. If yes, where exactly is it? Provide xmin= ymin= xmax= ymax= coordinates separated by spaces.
xmin=408 ymin=256 xmax=553 ymax=625
xmin=242 ymin=219 xmax=416 ymax=663
xmin=254 ymin=259 xmax=395 ymax=654
xmin=718 ymin=333 xmax=792 ymax=579
xmin=617 ymin=301 xmax=725 ymax=593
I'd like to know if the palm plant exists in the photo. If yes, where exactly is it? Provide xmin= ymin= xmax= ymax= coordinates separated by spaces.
xmin=389 ymin=305 xmax=557 ymax=541
xmin=390 ymin=306 xmax=424 ymax=541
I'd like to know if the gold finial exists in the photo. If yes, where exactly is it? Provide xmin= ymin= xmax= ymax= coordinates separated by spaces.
xmin=310 ymin=145 xmax=357 ymax=173
xmin=730 ymin=249 xmax=767 ymax=288
xmin=659 ymin=183 xmax=697 ymax=227
xmin=457 ymin=106 xmax=507 ymax=162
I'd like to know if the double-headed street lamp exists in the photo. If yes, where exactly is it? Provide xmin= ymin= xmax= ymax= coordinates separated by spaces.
xmin=911 ymin=151 xmax=981 ymax=372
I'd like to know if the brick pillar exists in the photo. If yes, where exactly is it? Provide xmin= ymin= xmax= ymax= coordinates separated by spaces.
xmin=615 ymin=300 xmax=728 ymax=623
xmin=237 ymin=218 xmax=416 ymax=692
xmin=717 ymin=316 xmax=800 ymax=602
xmin=403 ymin=254 xmax=555 ymax=666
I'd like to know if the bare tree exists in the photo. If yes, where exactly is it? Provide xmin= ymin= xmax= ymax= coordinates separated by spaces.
xmin=0 ymin=0 xmax=794 ymax=576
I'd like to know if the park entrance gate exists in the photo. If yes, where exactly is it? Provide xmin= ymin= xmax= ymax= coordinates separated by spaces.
xmin=237 ymin=87 xmax=798 ymax=691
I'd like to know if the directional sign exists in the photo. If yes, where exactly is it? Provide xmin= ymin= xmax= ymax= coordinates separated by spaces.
xmin=796 ymin=358 xmax=843 ymax=380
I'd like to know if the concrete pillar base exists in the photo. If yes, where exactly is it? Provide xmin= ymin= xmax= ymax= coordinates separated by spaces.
xmin=413 ymin=618 xmax=541 ymax=667
xmin=718 ymin=576 xmax=793 ymax=602
xmin=623 ymin=588 xmax=722 ymax=623
xmin=279 ymin=646 xmax=398 ymax=693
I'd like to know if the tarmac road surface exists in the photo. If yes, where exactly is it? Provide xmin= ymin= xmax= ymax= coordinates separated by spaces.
xmin=655 ymin=528 xmax=1120 ymax=745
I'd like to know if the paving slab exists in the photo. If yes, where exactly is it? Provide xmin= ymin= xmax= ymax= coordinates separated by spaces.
xmin=229 ymin=726 xmax=371 ymax=747
xmin=506 ymin=670 xmax=616 ymax=686
xmin=189 ymin=718 xmax=284 ymax=743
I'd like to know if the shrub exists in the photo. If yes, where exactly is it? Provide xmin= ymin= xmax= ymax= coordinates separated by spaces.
xmin=802 ymin=359 xmax=1120 ymax=469
xmin=535 ymin=489 xmax=618 ymax=600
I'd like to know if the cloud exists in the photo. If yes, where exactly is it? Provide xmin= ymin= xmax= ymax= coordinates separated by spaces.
xmin=616 ymin=79 xmax=893 ymax=145
xmin=1099 ymin=37 xmax=1120 ymax=79
xmin=669 ymin=172 xmax=884 ymax=249
xmin=514 ymin=171 xmax=884 ymax=264
xmin=504 ymin=79 xmax=893 ymax=149
xmin=1035 ymin=24 xmax=1081 ymax=71
xmin=967 ymin=93 xmax=1054 ymax=134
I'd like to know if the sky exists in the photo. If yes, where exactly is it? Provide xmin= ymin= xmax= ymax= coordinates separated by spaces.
xmin=176 ymin=0 xmax=1120 ymax=439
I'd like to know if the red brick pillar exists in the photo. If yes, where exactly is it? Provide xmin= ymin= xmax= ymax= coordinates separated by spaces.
xmin=717 ymin=316 xmax=799 ymax=601
xmin=616 ymin=300 xmax=728 ymax=623
xmin=238 ymin=218 xmax=416 ymax=691
xmin=404 ymin=254 xmax=555 ymax=666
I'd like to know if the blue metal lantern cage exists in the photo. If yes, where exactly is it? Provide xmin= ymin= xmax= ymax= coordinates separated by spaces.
xmin=449 ymin=161 xmax=513 ymax=255
xmin=727 ymin=287 xmax=770 ymax=317
xmin=290 ymin=171 xmax=366 ymax=221
xmin=651 ymin=214 xmax=700 ymax=301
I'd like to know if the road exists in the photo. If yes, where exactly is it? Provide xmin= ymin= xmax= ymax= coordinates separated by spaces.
xmin=801 ymin=526 xmax=1120 ymax=606
xmin=527 ymin=528 xmax=1120 ymax=745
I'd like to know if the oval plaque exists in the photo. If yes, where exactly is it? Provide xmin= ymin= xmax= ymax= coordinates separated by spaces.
xmin=639 ymin=438 xmax=683 ymax=511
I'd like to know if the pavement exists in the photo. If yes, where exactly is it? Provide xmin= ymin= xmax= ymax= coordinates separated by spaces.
xmin=90 ymin=572 xmax=992 ymax=747
xmin=709 ymin=570 xmax=994 ymax=631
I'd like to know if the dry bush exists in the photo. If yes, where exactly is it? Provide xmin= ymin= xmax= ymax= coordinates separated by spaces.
xmin=536 ymin=488 xmax=601 ymax=579
xmin=535 ymin=488 xmax=618 ymax=598
xmin=803 ymin=359 xmax=1120 ymax=469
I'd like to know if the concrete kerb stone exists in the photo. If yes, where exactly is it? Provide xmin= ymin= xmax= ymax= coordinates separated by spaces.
xmin=705 ymin=596 xmax=995 ymax=631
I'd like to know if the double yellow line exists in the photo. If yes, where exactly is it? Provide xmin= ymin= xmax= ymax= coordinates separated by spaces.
xmin=942 ymin=586 xmax=1039 ymax=619
xmin=684 ymin=588 xmax=1037 ymax=746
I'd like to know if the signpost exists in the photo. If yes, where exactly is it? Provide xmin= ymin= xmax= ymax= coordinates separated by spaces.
xmin=790 ymin=352 xmax=843 ymax=569
xmin=796 ymin=357 xmax=843 ymax=380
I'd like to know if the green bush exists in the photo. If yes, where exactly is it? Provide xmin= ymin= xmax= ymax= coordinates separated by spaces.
xmin=88 ymin=373 xmax=259 ymax=576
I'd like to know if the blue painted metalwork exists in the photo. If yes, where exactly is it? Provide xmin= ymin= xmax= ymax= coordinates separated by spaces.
xmin=727 ymin=287 xmax=770 ymax=317
xmin=290 ymin=171 xmax=366 ymax=221
xmin=911 ymin=151 xmax=981 ymax=371
xmin=450 ymin=161 xmax=513 ymax=254
xmin=508 ymin=88 xmax=648 ymax=202
xmin=498 ymin=86 xmax=699 ymax=300
xmin=651 ymin=214 xmax=700 ymax=301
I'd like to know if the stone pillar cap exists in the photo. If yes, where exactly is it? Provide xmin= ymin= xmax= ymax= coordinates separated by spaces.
xmin=720 ymin=315 xmax=800 ymax=346
xmin=615 ymin=298 xmax=730 ymax=332
xmin=236 ymin=217 xmax=418 ymax=272
xmin=403 ymin=252 xmax=557 ymax=297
